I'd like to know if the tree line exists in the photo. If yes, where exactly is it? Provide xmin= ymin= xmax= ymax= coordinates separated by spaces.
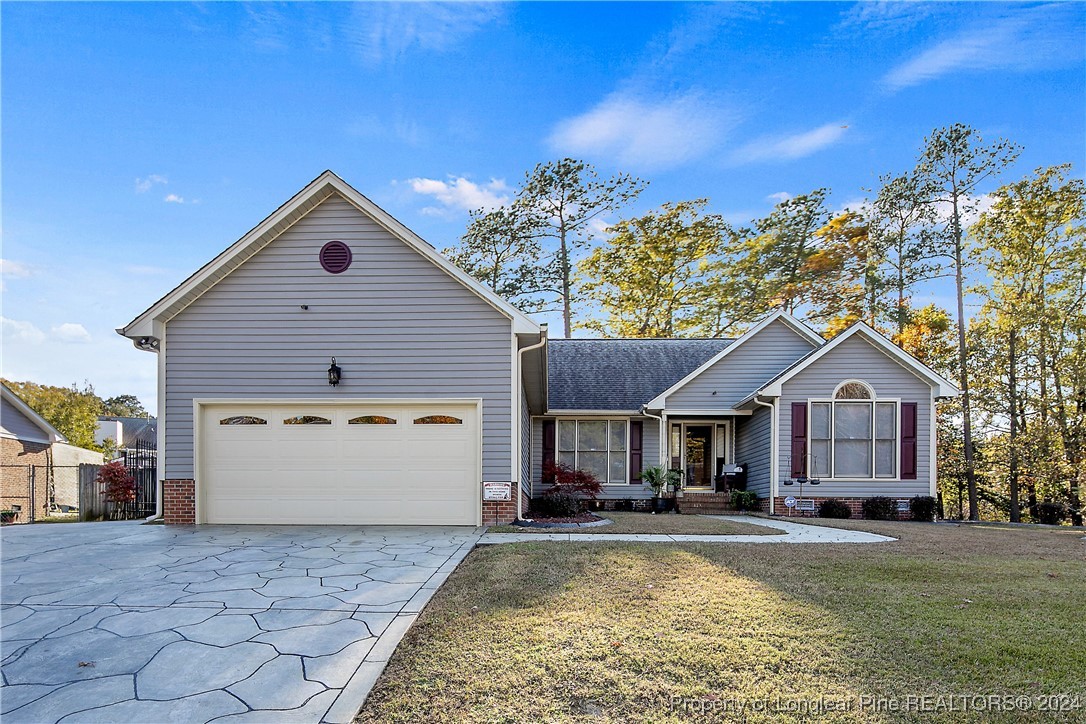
xmin=445 ymin=124 xmax=1085 ymax=525
xmin=3 ymin=379 xmax=150 ymax=452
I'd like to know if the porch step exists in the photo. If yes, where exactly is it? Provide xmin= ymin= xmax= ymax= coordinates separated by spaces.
xmin=676 ymin=494 xmax=740 ymax=515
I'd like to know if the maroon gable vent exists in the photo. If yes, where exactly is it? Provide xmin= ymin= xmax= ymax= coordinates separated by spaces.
xmin=319 ymin=241 xmax=352 ymax=274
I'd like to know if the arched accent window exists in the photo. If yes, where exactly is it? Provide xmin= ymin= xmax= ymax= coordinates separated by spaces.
xmin=219 ymin=416 xmax=266 ymax=426
xmin=834 ymin=380 xmax=875 ymax=400
xmin=413 ymin=415 xmax=462 ymax=425
xmin=810 ymin=380 xmax=897 ymax=479
xmin=349 ymin=415 xmax=397 ymax=425
xmin=283 ymin=415 xmax=332 ymax=425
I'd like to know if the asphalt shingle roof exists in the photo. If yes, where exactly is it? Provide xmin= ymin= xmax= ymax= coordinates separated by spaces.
xmin=547 ymin=338 xmax=734 ymax=411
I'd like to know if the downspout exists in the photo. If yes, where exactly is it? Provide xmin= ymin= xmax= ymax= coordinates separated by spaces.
xmin=752 ymin=395 xmax=776 ymax=516
xmin=515 ymin=325 xmax=548 ymax=520
xmin=638 ymin=406 xmax=666 ymax=467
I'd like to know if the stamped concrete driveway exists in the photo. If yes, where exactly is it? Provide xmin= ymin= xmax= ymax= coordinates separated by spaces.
xmin=0 ymin=521 xmax=480 ymax=723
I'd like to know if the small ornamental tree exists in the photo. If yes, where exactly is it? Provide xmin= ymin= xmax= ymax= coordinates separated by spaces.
xmin=542 ymin=461 xmax=603 ymax=500
xmin=97 ymin=461 xmax=135 ymax=519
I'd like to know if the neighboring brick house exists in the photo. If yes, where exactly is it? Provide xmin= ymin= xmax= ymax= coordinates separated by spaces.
xmin=1 ymin=383 xmax=67 ymax=521
xmin=119 ymin=171 xmax=958 ymax=526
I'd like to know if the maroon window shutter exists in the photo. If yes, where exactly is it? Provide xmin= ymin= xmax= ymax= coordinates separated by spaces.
xmin=790 ymin=402 xmax=808 ymax=478
xmin=901 ymin=403 xmax=918 ymax=480
xmin=629 ymin=421 xmax=643 ymax=483
xmin=542 ymin=420 xmax=556 ymax=485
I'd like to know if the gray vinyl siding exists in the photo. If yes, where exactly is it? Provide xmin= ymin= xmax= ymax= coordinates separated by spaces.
xmin=520 ymin=385 xmax=530 ymax=496
xmin=164 ymin=193 xmax=514 ymax=481
xmin=734 ymin=406 xmax=771 ymax=498
xmin=777 ymin=334 xmax=933 ymax=498
xmin=1 ymin=397 xmax=50 ymax=442
xmin=529 ymin=416 xmax=659 ymax=499
xmin=666 ymin=320 xmax=817 ymax=409
xmin=530 ymin=416 xmax=543 ymax=497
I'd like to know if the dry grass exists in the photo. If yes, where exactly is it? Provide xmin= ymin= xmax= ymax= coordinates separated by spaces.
xmin=489 ymin=512 xmax=781 ymax=536
xmin=357 ymin=521 xmax=1086 ymax=723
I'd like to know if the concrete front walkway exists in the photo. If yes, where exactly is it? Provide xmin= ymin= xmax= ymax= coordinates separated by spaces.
xmin=1 ymin=521 xmax=481 ymax=723
xmin=479 ymin=515 xmax=896 ymax=544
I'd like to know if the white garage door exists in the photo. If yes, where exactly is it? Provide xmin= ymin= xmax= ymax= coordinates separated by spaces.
xmin=199 ymin=402 xmax=479 ymax=525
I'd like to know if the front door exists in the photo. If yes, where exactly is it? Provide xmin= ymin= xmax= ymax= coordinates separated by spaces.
xmin=684 ymin=425 xmax=714 ymax=488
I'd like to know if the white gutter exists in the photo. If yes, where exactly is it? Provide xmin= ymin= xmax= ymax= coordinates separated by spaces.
xmin=515 ymin=325 xmax=548 ymax=520
xmin=752 ymin=396 xmax=777 ymax=516
xmin=638 ymin=406 xmax=666 ymax=467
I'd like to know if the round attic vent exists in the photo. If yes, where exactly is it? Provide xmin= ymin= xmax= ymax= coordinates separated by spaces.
xmin=319 ymin=241 xmax=352 ymax=274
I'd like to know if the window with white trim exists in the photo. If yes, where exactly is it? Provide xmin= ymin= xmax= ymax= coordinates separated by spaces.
xmin=557 ymin=419 xmax=627 ymax=484
xmin=810 ymin=381 xmax=898 ymax=479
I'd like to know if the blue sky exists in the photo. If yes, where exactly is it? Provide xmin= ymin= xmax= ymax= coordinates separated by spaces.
xmin=2 ymin=2 xmax=1083 ymax=411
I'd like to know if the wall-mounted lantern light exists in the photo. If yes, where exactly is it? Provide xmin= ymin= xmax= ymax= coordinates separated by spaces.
xmin=328 ymin=357 xmax=342 ymax=387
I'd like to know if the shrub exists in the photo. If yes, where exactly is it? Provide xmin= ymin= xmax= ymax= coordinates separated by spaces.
xmin=542 ymin=461 xmax=603 ymax=500
xmin=730 ymin=490 xmax=760 ymax=511
xmin=818 ymin=498 xmax=853 ymax=519
xmin=1035 ymin=502 xmax=1067 ymax=525
xmin=909 ymin=495 xmax=938 ymax=522
xmin=532 ymin=492 xmax=581 ymax=519
xmin=98 ymin=461 xmax=135 ymax=504
xmin=862 ymin=496 xmax=897 ymax=520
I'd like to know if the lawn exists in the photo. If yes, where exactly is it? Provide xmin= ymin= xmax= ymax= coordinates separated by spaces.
xmin=488 ymin=511 xmax=782 ymax=536
xmin=357 ymin=521 xmax=1086 ymax=723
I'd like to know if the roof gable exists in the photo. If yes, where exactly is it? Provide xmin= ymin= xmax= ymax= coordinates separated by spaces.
xmin=644 ymin=311 xmax=824 ymax=409
xmin=118 ymin=171 xmax=539 ymax=344
xmin=751 ymin=323 xmax=958 ymax=399
xmin=1 ymin=384 xmax=66 ymax=443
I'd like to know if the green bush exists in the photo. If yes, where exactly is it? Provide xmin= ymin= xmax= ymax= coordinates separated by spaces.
xmin=818 ymin=498 xmax=853 ymax=519
xmin=862 ymin=496 xmax=897 ymax=520
xmin=532 ymin=492 xmax=581 ymax=519
xmin=1036 ymin=502 xmax=1066 ymax=525
xmin=730 ymin=490 xmax=760 ymax=511
xmin=909 ymin=495 xmax=938 ymax=521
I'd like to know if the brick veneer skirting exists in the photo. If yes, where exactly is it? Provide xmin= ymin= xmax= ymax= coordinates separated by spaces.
xmin=163 ymin=479 xmax=196 ymax=524
xmin=482 ymin=489 xmax=530 ymax=526
xmin=1 ymin=438 xmax=52 ymax=523
xmin=761 ymin=496 xmax=906 ymax=518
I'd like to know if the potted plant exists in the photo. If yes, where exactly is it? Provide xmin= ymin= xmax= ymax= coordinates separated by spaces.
xmin=0 ymin=510 xmax=17 ymax=525
xmin=642 ymin=466 xmax=682 ymax=513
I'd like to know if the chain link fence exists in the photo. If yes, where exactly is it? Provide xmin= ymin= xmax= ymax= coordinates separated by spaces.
xmin=1 ymin=463 xmax=157 ymax=524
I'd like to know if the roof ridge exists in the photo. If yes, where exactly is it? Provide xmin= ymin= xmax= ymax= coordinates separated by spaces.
xmin=549 ymin=337 xmax=734 ymax=342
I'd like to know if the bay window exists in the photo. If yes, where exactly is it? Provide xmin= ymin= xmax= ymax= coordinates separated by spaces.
xmin=809 ymin=381 xmax=898 ymax=479
xmin=557 ymin=419 xmax=627 ymax=484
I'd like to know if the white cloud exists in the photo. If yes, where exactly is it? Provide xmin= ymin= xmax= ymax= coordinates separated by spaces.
xmin=734 ymin=123 xmax=849 ymax=164
xmin=163 ymin=194 xmax=185 ymax=204
xmin=406 ymin=176 xmax=510 ymax=216
xmin=135 ymin=174 xmax=168 ymax=193
xmin=837 ymin=2 xmax=944 ymax=34
xmin=1 ymin=317 xmax=46 ymax=345
xmin=766 ymin=192 xmax=792 ymax=204
xmin=549 ymin=91 xmax=736 ymax=170
xmin=51 ymin=323 xmax=92 ymax=344
xmin=933 ymin=193 xmax=996 ymax=228
xmin=882 ymin=4 xmax=1084 ymax=91
xmin=346 ymin=3 xmax=503 ymax=66
xmin=0 ymin=259 xmax=32 ymax=279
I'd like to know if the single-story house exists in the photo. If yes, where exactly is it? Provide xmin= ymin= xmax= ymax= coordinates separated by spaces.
xmin=119 ymin=171 xmax=958 ymax=526
xmin=1 ymin=383 xmax=102 ymax=520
